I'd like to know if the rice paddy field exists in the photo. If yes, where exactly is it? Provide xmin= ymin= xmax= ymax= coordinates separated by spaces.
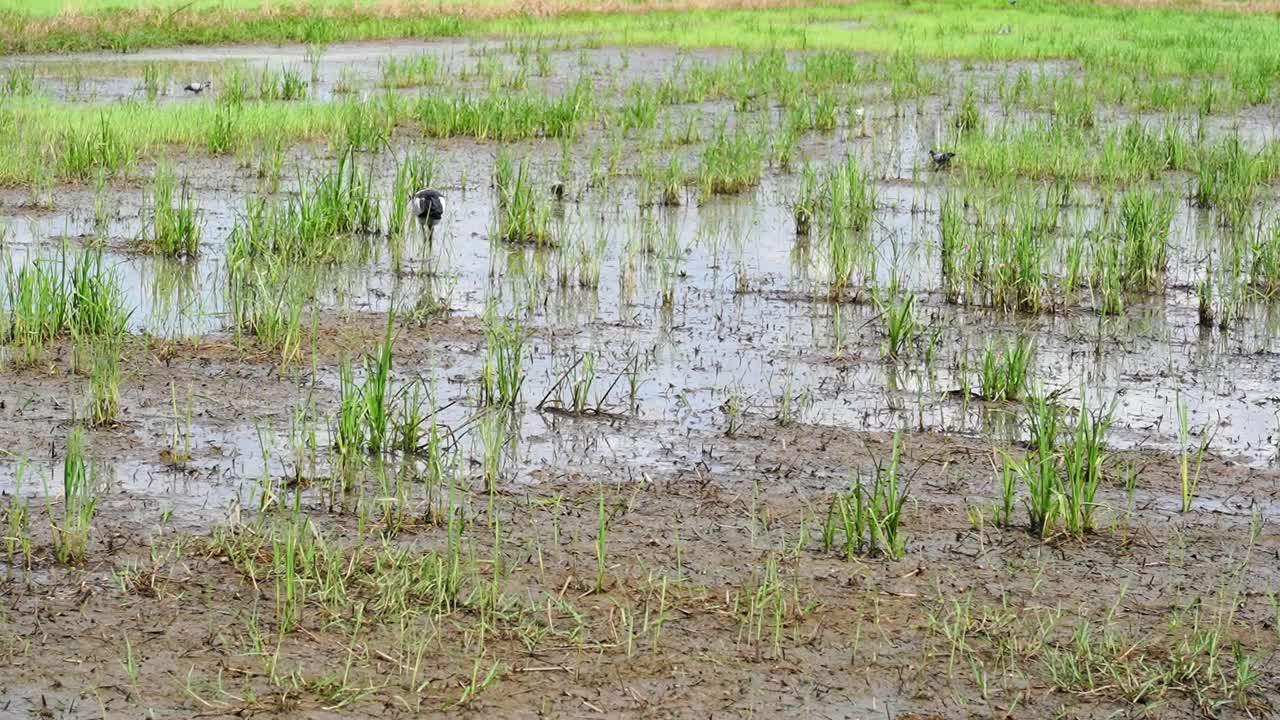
xmin=2 ymin=0 xmax=1280 ymax=717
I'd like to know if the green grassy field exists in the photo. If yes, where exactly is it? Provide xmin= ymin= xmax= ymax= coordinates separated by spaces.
xmin=0 ymin=0 xmax=1278 ymax=82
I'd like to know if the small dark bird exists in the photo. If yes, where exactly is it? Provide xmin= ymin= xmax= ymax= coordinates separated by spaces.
xmin=410 ymin=188 xmax=445 ymax=238
xmin=183 ymin=80 xmax=212 ymax=94
xmin=550 ymin=182 xmax=566 ymax=201
xmin=929 ymin=150 xmax=956 ymax=170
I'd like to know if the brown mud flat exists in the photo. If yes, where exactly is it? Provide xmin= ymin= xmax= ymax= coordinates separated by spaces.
xmin=0 ymin=317 xmax=1276 ymax=720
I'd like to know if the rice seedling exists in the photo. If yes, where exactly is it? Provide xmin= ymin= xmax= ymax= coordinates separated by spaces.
xmin=1176 ymin=394 xmax=1211 ymax=513
xmin=225 ymin=257 xmax=308 ymax=362
xmin=141 ymin=63 xmax=163 ymax=102
xmin=696 ymin=122 xmax=765 ymax=197
xmin=389 ymin=151 xmax=435 ymax=242
xmin=256 ymin=66 xmax=309 ymax=101
xmin=168 ymin=382 xmax=192 ymax=464
xmin=817 ymin=159 xmax=878 ymax=299
xmin=86 ymin=338 xmax=122 ymax=427
xmin=362 ymin=317 xmax=396 ymax=454
xmin=334 ymin=358 xmax=365 ymax=456
xmin=1 ymin=65 xmax=35 ymax=97
xmin=479 ymin=310 xmax=527 ymax=408
xmin=305 ymin=42 xmax=325 ymax=84
xmin=119 ymin=634 xmax=140 ymax=694
xmin=1005 ymin=392 xmax=1062 ymax=539
xmin=1060 ymin=397 xmax=1111 ymax=535
xmin=595 ymin=489 xmax=608 ymax=591
xmin=336 ymin=95 xmax=396 ymax=151
xmin=477 ymin=407 xmax=510 ymax=492
xmin=791 ymin=164 xmax=819 ymax=237
xmin=330 ymin=317 xmax=400 ymax=455
xmin=52 ymin=426 xmax=98 ymax=564
xmin=141 ymin=167 xmax=201 ymax=259
xmin=823 ymin=435 xmax=910 ymax=559
xmin=2 ymin=244 xmax=129 ymax=362
xmin=953 ymin=85 xmax=983 ymax=135
xmin=494 ymin=150 xmax=553 ymax=245
xmin=722 ymin=388 xmax=745 ymax=436
xmin=866 ymin=435 xmax=909 ymax=559
xmin=1194 ymin=134 xmax=1265 ymax=225
xmin=415 ymin=79 xmax=593 ymax=142
xmin=206 ymin=105 xmax=239 ymax=154
xmin=639 ymin=155 xmax=683 ymax=207
xmin=1110 ymin=187 xmax=1175 ymax=290
xmin=880 ymin=291 xmax=917 ymax=361
xmin=3 ymin=458 xmax=32 ymax=573
xmin=228 ymin=146 xmax=380 ymax=263
xmin=976 ymin=336 xmax=1035 ymax=401
xmin=774 ymin=369 xmax=810 ymax=426
xmin=994 ymin=462 xmax=1016 ymax=527
xmin=454 ymin=659 xmax=504 ymax=708
xmin=1001 ymin=392 xmax=1113 ymax=538
xmin=56 ymin=113 xmax=136 ymax=182
xmin=621 ymin=84 xmax=659 ymax=134
xmin=940 ymin=190 xmax=1056 ymax=312
xmin=826 ymin=155 xmax=877 ymax=234
xmin=732 ymin=550 xmax=798 ymax=661
xmin=381 ymin=53 xmax=441 ymax=88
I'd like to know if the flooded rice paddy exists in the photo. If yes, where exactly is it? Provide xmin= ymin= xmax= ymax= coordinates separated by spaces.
xmin=1 ymin=34 xmax=1278 ymax=719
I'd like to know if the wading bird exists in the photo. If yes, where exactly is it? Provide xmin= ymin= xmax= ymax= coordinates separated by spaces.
xmin=410 ymin=187 xmax=445 ymax=240
xmin=929 ymin=149 xmax=955 ymax=170
xmin=183 ymin=80 xmax=212 ymax=94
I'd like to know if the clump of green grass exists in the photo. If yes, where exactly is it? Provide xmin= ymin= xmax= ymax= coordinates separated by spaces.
xmin=141 ymin=167 xmax=201 ymax=259
xmin=389 ymin=151 xmax=436 ymax=241
xmin=1110 ymin=187 xmax=1175 ymax=291
xmin=939 ymin=190 xmax=1056 ymax=313
xmin=822 ymin=434 xmax=910 ymax=560
xmin=479 ymin=309 xmax=527 ymax=407
xmin=225 ymin=256 xmax=310 ymax=363
xmin=976 ymin=336 xmax=1035 ymax=401
xmin=381 ymin=53 xmax=441 ymax=88
xmin=953 ymin=86 xmax=983 ymax=135
xmin=1001 ymin=393 xmax=1113 ymax=539
xmin=86 ymin=338 xmax=122 ymax=427
xmin=416 ymin=79 xmax=593 ymax=141
xmin=494 ymin=150 xmax=552 ymax=245
xmin=696 ymin=122 xmax=765 ymax=197
xmin=51 ymin=426 xmax=98 ymax=565
xmin=57 ymin=113 xmax=136 ymax=182
xmin=1 ymin=65 xmax=36 ymax=97
xmin=791 ymin=164 xmax=819 ymax=236
xmin=1193 ymin=134 xmax=1276 ymax=226
xmin=335 ymin=96 xmax=396 ymax=151
xmin=228 ymin=146 xmax=380 ymax=263
xmin=333 ymin=316 xmax=400 ymax=456
xmin=1 ymin=245 xmax=130 ymax=361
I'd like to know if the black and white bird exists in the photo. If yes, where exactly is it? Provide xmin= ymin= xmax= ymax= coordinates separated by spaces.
xmin=410 ymin=188 xmax=445 ymax=237
xmin=929 ymin=149 xmax=956 ymax=170
xmin=183 ymin=80 xmax=212 ymax=95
